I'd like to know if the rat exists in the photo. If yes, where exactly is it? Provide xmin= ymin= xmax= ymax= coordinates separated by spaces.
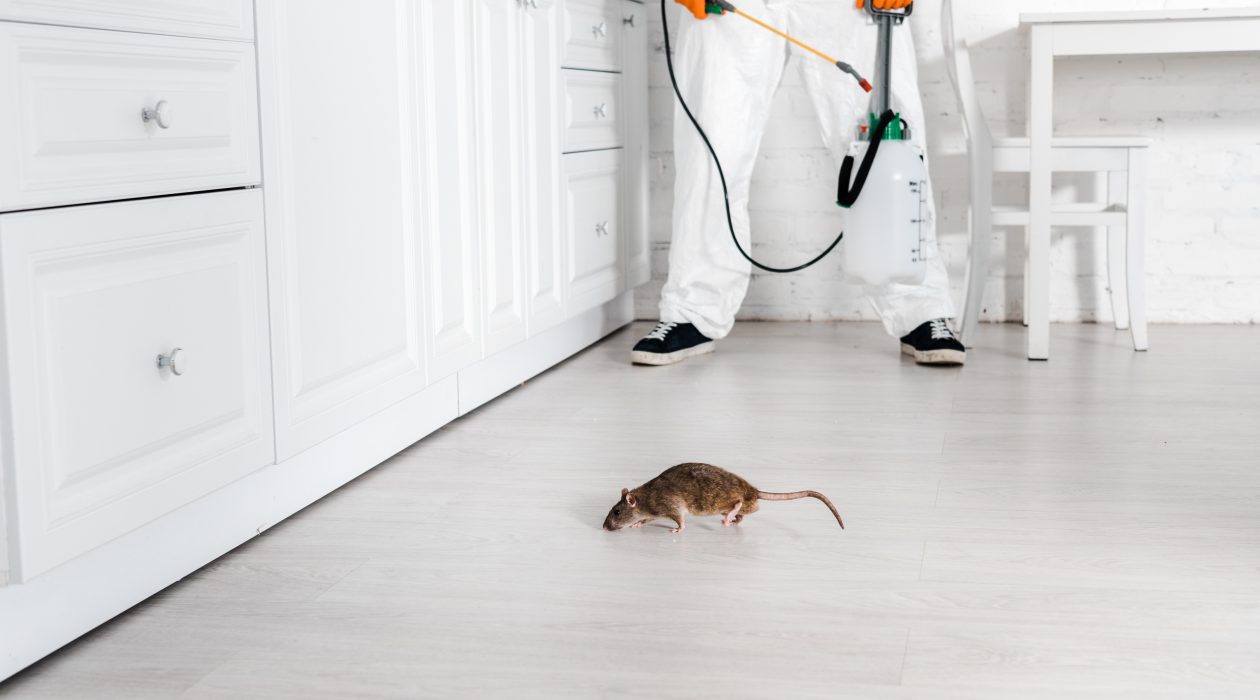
xmin=601 ymin=462 xmax=844 ymax=533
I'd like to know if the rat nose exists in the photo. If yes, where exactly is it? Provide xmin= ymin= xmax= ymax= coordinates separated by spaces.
xmin=602 ymin=519 xmax=614 ymax=531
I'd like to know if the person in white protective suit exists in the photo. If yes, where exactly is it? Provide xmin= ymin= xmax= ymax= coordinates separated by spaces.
xmin=631 ymin=0 xmax=966 ymax=366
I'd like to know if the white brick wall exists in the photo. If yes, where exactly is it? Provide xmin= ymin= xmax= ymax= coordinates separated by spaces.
xmin=637 ymin=0 xmax=1260 ymax=324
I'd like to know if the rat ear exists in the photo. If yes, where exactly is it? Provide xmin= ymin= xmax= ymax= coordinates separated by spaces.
xmin=621 ymin=487 xmax=629 ymax=498
xmin=626 ymin=492 xmax=637 ymax=508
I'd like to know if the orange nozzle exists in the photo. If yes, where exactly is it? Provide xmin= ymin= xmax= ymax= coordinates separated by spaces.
xmin=676 ymin=0 xmax=709 ymax=20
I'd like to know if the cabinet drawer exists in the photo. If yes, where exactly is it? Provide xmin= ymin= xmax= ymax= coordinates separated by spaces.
xmin=562 ymin=0 xmax=623 ymax=72
xmin=0 ymin=189 xmax=274 ymax=580
xmin=0 ymin=23 xmax=261 ymax=212
xmin=563 ymin=70 xmax=621 ymax=153
xmin=564 ymin=149 xmax=624 ymax=313
xmin=0 ymin=0 xmax=254 ymax=40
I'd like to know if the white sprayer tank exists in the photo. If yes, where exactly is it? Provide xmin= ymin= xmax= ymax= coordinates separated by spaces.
xmin=841 ymin=139 xmax=928 ymax=286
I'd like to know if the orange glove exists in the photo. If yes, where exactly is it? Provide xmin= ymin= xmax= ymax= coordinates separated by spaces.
xmin=676 ymin=0 xmax=710 ymax=20
xmin=856 ymin=0 xmax=913 ymax=10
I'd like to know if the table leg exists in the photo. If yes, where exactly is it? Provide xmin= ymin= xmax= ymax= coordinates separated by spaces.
xmin=1027 ymin=25 xmax=1053 ymax=360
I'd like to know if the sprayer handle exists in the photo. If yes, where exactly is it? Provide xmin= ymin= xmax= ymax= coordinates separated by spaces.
xmin=858 ymin=0 xmax=914 ymax=22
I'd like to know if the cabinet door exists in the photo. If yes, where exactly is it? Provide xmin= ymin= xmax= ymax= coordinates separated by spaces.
xmin=622 ymin=0 xmax=651 ymax=287
xmin=565 ymin=149 xmax=625 ymax=314
xmin=472 ymin=0 xmax=527 ymax=357
xmin=417 ymin=0 xmax=482 ymax=380
xmin=522 ymin=0 xmax=565 ymax=334
xmin=257 ymin=0 xmax=427 ymax=460
xmin=0 ymin=191 xmax=273 ymax=579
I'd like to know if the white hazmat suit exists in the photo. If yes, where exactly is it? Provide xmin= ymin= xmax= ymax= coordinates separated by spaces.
xmin=660 ymin=0 xmax=955 ymax=340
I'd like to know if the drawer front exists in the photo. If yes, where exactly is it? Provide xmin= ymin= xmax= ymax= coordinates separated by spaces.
xmin=0 ymin=0 xmax=254 ymax=40
xmin=562 ymin=0 xmax=623 ymax=72
xmin=563 ymin=70 xmax=621 ymax=153
xmin=0 ymin=23 xmax=261 ymax=212
xmin=0 ymin=189 xmax=273 ymax=580
xmin=564 ymin=149 xmax=624 ymax=314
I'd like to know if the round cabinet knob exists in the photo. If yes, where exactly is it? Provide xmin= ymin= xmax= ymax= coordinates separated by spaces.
xmin=593 ymin=21 xmax=607 ymax=38
xmin=595 ymin=221 xmax=610 ymax=237
xmin=142 ymin=100 xmax=172 ymax=129
xmin=157 ymin=347 xmax=187 ymax=376
xmin=593 ymin=103 xmax=608 ymax=119
xmin=624 ymin=14 xmax=636 ymax=27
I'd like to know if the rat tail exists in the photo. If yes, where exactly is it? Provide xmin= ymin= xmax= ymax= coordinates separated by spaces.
xmin=758 ymin=491 xmax=844 ymax=529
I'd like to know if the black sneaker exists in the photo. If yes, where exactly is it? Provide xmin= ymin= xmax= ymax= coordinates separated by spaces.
xmin=900 ymin=319 xmax=966 ymax=366
xmin=630 ymin=322 xmax=715 ymax=366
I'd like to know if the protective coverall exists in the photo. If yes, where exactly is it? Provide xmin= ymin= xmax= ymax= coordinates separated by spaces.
xmin=660 ymin=0 xmax=955 ymax=339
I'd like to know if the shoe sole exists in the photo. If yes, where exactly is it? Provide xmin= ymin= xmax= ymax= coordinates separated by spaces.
xmin=631 ymin=341 xmax=716 ymax=366
xmin=901 ymin=343 xmax=966 ymax=366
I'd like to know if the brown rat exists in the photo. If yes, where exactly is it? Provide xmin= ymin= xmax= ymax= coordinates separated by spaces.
xmin=602 ymin=462 xmax=844 ymax=533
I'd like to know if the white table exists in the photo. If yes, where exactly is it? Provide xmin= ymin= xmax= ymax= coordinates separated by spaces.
xmin=1021 ymin=7 xmax=1260 ymax=359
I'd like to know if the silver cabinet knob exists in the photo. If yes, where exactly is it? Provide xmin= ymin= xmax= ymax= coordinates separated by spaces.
xmin=595 ymin=221 xmax=609 ymax=236
xmin=593 ymin=21 xmax=607 ymax=38
xmin=624 ymin=14 xmax=636 ymax=27
xmin=142 ymin=100 xmax=172 ymax=129
xmin=157 ymin=347 xmax=186 ymax=376
xmin=593 ymin=103 xmax=608 ymax=119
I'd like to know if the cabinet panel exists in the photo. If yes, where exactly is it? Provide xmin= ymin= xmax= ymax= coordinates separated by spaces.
xmin=0 ymin=0 xmax=254 ymax=40
xmin=0 ymin=190 xmax=273 ymax=579
xmin=563 ymin=71 xmax=622 ymax=153
xmin=523 ymin=0 xmax=566 ymax=335
xmin=0 ymin=23 xmax=260 ymax=212
xmin=473 ymin=0 xmax=527 ymax=357
xmin=622 ymin=0 xmax=650 ymax=286
xmin=562 ymin=0 xmax=623 ymax=71
xmin=257 ymin=0 xmax=427 ymax=460
xmin=564 ymin=149 xmax=625 ymax=315
xmin=417 ymin=0 xmax=482 ymax=380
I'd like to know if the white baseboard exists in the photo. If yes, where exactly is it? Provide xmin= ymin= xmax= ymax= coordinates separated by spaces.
xmin=457 ymin=292 xmax=634 ymax=415
xmin=0 ymin=293 xmax=635 ymax=681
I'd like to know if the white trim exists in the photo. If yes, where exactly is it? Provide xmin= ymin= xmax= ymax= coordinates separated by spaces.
xmin=458 ymin=291 xmax=633 ymax=414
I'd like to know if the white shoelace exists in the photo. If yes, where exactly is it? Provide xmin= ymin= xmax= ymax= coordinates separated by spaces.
xmin=929 ymin=319 xmax=955 ymax=340
xmin=645 ymin=321 xmax=677 ymax=342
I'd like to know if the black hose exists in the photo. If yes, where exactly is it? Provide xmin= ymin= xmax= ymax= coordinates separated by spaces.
xmin=660 ymin=1 xmax=893 ymax=274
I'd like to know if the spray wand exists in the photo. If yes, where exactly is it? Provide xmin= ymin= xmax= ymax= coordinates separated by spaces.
xmin=691 ymin=1 xmax=872 ymax=93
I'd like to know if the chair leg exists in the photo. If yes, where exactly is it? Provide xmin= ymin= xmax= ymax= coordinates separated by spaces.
xmin=960 ymin=159 xmax=992 ymax=347
xmin=1106 ymin=170 xmax=1130 ymax=330
xmin=1021 ymin=227 xmax=1029 ymax=327
xmin=1125 ymin=149 xmax=1149 ymax=351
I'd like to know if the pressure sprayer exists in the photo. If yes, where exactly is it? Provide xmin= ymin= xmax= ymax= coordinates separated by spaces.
xmin=662 ymin=0 xmax=927 ymax=285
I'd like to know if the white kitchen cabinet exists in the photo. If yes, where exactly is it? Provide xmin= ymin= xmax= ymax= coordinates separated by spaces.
xmin=472 ymin=0 xmax=569 ymax=356
xmin=417 ymin=0 xmax=483 ymax=381
xmin=562 ymin=0 xmax=624 ymax=71
xmin=521 ymin=0 xmax=567 ymax=336
xmin=0 ymin=0 xmax=648 ymax=679
xmin=256 ymin=0 xmax=429 ymax=460
xmin=622 ymin=0 xmax=651 ymax=287
xmin=0 ymin=22 xmax=260 ymax=212
xmin=472 ymin=0 xmax=529 ymax=357
xmin=564 ymin=71 xmax=623 ymax=153
xmin=0 ymin=190 xmax=273 ymax=579
xmin=566 ymin=148 xmax=626 ymax=313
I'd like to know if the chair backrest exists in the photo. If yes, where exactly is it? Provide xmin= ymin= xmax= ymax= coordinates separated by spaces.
xmin=941 ymin=0 xmax=992 ymax=154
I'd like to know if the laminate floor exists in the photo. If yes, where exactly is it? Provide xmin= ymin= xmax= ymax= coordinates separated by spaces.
xmin=4 ymin=322 xmax=1259 ymax=699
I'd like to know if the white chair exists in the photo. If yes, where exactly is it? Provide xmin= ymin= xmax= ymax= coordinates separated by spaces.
xmin=941 ymin=0 xmax=1150 ymax=354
